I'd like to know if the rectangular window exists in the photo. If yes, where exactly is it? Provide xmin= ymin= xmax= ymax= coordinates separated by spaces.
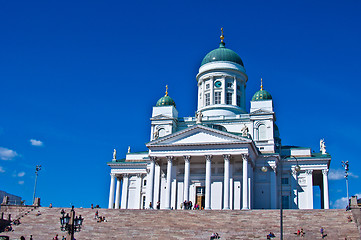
xmin=282 ymin=195 xmax=290 ymax=209
xmin=206 ymin=84 xmax=210 ymax=90
xmin=214 ymin=92 xmax=221 ymax=104
xmin=281 ymin=177 xmax=289 ymax=185
xmin=205 ymin=93 xmax=210 ymax=106
xmin=227 ymin=82 xmax=233 ymax=88
xmin=237 ymin=94 xmax=241 ymax=106
xmin=226 ymin=92 xmax=232 ymax=104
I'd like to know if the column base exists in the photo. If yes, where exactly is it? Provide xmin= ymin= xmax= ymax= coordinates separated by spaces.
xmin=223 ymin=207 xmax=230 ymax=210
xmin=205 ymin=207 xmax=211 ymax=210
xmin=242 ymin=207 xmax=249 ymax=210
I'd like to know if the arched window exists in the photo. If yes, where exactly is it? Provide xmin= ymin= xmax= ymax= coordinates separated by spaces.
xmin=158 ymin=128 xmax=166 ymax=138
xmin=258 ymin=124 xmax=267 ymax=140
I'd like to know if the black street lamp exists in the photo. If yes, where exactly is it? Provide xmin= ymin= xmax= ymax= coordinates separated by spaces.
xmin=280 ymin=155 xmax=300 ymax=240
xmin=60 ymin=206 xmax=83 ymax=240
xmin=32 ymin=165 xmax=41 ymax=205
xmin=342 ymin=160 xmax=350 ymax=208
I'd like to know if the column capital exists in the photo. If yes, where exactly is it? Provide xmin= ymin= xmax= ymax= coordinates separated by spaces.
xmin=322 ymin=169 xmax=329 ymax=175
xmin=122 ymin=173 xmax=129 ymax=178
xmin=223 ymin=154 xmax=231 ymax=161
xmin=305 ymin=169 xmax=313 ymax=175
xmin=183 ymin=155 xmax=191 ymax=163
xmin=150 ymin=156 xmax=157 ymax=162
xmin=110 ymin=173 xmax=116 ymax=177
xmin=241 ymin=154 xmax=249 ymax=161
xmin=136 ymin=173 xmax=144 ymax=178
xmin=205 ymin=155 xmax=212 ymax=161
xmin=166 ymin=156 xmax=174 ymax=163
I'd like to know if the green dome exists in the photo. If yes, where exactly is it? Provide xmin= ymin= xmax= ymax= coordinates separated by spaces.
xmin=201 ymin=42 xmax=244 ymax=67
xmin=252 ymin=89 xmax=272 ymax=101
xmin=156 ymin=95 xmax=176 ymax=107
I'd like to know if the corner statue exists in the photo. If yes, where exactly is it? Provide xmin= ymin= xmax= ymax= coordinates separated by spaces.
xmin=241 ymin=124 xmax=249 ymax=137
xmin=196 ymin=111 xmax=203 ymax=124
xmin=113 ymin=149 xmax=117 ymax=160
xmin=320 ymin=139 xmax=326 ymax=154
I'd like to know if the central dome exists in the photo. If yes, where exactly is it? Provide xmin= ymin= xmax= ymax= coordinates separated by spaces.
xmin=201 ymin=42 xmax=244 ymax=67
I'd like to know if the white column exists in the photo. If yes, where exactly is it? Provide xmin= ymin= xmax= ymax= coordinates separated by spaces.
xmin=115 ymin=176 xmax=121 ymax=209
xmin=120 ymin=174 xmax=129 ymax=209
xmin=322 ymin=169 xmax=330 ymax=209
xmin=229 ymin=162 xmax=234 ymax=209
xmin=223 ymin=154 xmax=230 ymax=210
xmin=165 ymin=156 xmax=173 ymax=209
xmin=232 ymin=77 xmax=237 ymax=106
xmin=183 ymin=156 xmax=191 ymax=202
xmin=205 ymin=155 xmax=212 ymax=210
xmin=270 ymin=166 xmax=277 ymax=209
xmin=153 ymin=162 xmax=161 ymax=205
xmin=242 ymin=154 xmax=249 ymax=210
xmin=135 ymin=173 xmax=143 ymax=209
xmin=146 ymin=157 xmax=156 ymax=209
xmin=291 ymin=169 xmax=298 ymax=209
xmin=306 ymin=170 xmax=314 ymax=209
xmin=108 ymin=173 xmax=116 ymax=209
xmin=248 ymin=162 xmax=252 ymax=209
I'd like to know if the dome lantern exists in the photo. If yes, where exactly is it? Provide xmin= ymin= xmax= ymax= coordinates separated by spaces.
xmin=252 ymin=78 xmax=272 ymax=101
xmin=156 ymin=85 xmax=176 ymax=107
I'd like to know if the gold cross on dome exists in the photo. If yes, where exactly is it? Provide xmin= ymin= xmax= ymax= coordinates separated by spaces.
xmin=220 ymin=27 xmax=224 ymax=43
xmin=165 ymin=85 xmax=168 ymax=96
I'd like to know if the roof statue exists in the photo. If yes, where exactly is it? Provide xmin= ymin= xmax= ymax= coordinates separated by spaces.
xmin=196 ymin=111 xmax=203 ymax=124
xmin=153 ymin=127 xmax=159 ymax=140
xmin=128 ymin=146 xmax=131 ymax=153
xmin=320 ymin=139 xmax=326 ymax=154
xmin=241 ymin=124 xmax=249 ymax=137
xmin=113 ymin=149 xmax=116 ymax=160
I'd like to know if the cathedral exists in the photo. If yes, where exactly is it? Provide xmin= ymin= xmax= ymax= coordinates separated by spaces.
xmin=107 ymin=30 xmax=331 ymax=210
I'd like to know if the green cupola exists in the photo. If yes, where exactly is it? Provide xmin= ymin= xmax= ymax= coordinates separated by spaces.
xmin=201 ymin=28 xmax=244 ymax=67
xmin=252 ymin=78 xmax=272 ymax=101
xmin=156 ymin=85 xmax=176 ymax=107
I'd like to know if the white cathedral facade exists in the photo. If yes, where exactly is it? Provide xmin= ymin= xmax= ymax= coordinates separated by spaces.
xmin=107 ymin=32 xmax=331 ymax=210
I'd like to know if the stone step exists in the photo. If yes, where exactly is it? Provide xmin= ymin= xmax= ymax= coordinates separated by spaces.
xmin=3 ymin=207 xmax=359 ymax=240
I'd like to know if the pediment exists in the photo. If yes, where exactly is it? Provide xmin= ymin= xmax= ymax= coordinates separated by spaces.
xmin=151 ymin=114 xmax=173 ymax=120
xmin=147 ymin=124 xmax=251 ymax=147
xmin=250 ymin=109 xmax=273 ymax=115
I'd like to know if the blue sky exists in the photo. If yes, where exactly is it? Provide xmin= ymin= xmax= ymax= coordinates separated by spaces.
xmin=0 ymin=0 xmax=360 ymax=208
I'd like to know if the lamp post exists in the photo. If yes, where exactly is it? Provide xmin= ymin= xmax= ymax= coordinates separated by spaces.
xmin=32 ymin=165 xmax=41 ymax=205
xmin=280 ymin=155 xmax=300 ymax=240
xmin=60 ymin=206 xmax=83 ymax=240
xmin=341 ymin=161 xmax=349 ymax=208
xmin=260 ymin=155 xmax=300 ymax=240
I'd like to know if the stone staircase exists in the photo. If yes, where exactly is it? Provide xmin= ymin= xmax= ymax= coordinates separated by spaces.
xmin=2 ymin=207 xmax=359 ymax=239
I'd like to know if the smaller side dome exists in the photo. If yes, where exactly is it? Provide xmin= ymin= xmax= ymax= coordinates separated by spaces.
xmin=252 ymin=78 xmax=272 ymax=101
xmin=156 ymin=85 xmax=176 ymax=107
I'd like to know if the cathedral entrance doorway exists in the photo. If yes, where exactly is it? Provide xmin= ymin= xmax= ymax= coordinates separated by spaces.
xmin=196 ymin=186 xmax=205 ymax=209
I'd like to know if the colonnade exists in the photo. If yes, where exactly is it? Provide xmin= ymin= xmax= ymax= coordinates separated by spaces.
xmin=108 ymin=173 xmax=144 ymax=209
xmin=107 ymin=157 xmax=330 ymax=210
xmin=144 ymin=154 xmax=252 ymax=210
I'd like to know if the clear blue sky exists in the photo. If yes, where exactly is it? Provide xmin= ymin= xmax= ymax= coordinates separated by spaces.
xmin=1 ymin=0 xmax=360 ymax=209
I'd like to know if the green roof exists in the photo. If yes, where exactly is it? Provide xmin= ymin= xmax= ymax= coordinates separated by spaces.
xmin=252 ymin=89 xmax=272 ymax=101
xmin=201 ymin=42 xmax=244 ymax=67
xmin=156 ymin=95 xmax=176 ymax=107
